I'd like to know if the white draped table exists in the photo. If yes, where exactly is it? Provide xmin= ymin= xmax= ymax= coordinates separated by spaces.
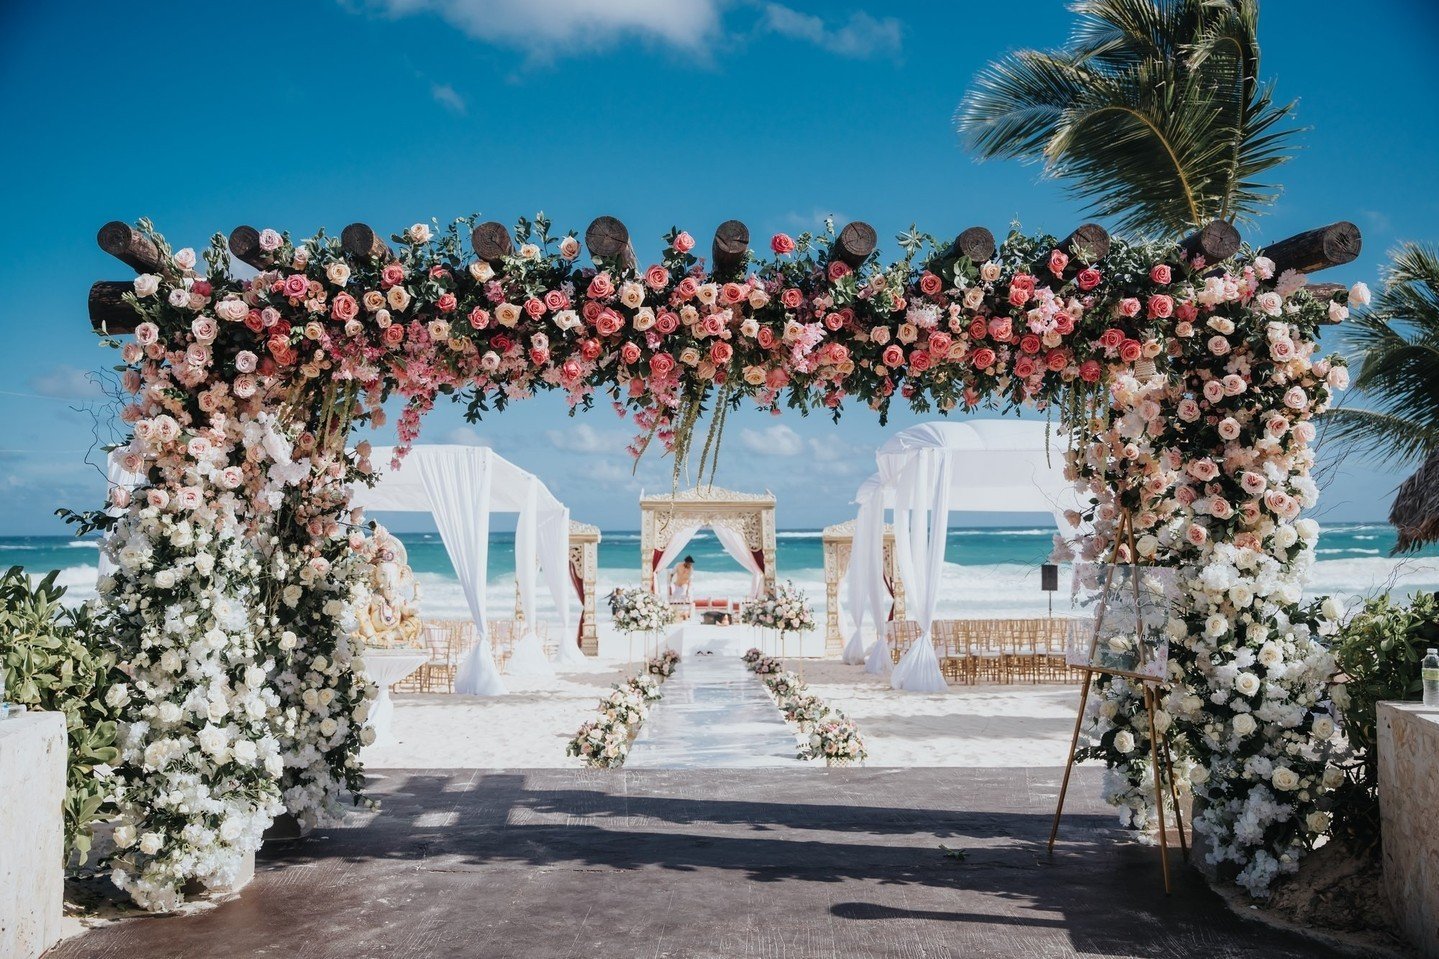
xmin=363 ymin=650 xmax=429 ymax=746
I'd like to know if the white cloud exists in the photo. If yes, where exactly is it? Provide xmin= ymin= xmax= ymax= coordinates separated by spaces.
xmin=739 ymin=424 xmax=805 ymax=457
xmin=363 ymin=0 xmax=722 ymax=57
xmin=759 ymin=4 xmax=902 ymax=59
xmin=547 ymin=422 xmax=623 ymax=453
xmin=28 ymin=365 xmax=103 ymax=399
xmin=444 ymin=426 xmax=489 ymax=446
xmin=430 ymin=82 xmax=466 ymax=114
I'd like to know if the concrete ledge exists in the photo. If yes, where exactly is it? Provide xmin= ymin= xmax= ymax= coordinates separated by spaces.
xmin=0 ymin=712 xmax=66 ymax=959
xmin=1378 ymin=701 xmax=1439 ymax=958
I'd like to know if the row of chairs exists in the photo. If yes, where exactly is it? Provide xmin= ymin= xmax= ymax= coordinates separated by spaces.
xmin=391 ymin=618 xmax=553 ymax=693
xmin=885 ymin=618 xmax=1091 ymax=684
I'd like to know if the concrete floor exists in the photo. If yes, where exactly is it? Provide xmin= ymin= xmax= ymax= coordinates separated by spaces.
xmin=51 ymin=767 xmax=1342 ymax=959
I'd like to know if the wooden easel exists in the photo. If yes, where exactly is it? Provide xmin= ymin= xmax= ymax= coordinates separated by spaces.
xmin=1047 ymin=510 xmax=1189 ymax=893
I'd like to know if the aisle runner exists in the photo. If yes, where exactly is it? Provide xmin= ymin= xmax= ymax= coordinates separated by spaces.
xmin=626 ymin=654 xmax=801 ymax=768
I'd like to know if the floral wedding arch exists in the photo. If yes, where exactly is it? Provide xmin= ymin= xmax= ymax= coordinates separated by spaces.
xmin=81 ymin=210 xmax=1361 ymax=906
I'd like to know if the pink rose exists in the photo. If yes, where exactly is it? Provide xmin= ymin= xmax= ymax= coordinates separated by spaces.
xmin=1150 ymin=264 xmax=1172 ymax=285
xmin=710 ymin=341 xmax=734 ymax=364
xmin=135 ymin=322 xmax=160 ymax=346
xmin=588 ymin=273 xmax=615 ymax=299
xmin=988 ymin=316 xmax=1013 ymax=341
xmin=770 ymin=233 xmax=796 ymax=255
xmin=971 ymin=347 xmax=997 ymax=370
xmin=1208 ymin=335 xmax=1231 ymax=356
xmin=1078 ymin=359 xmax=1101 ymax=383
xmin=1147 ymin=294 xmax=1173 ymax=318
xmin=1185 ymin=524 xmax=1208 ymax=546
xmin=1117 ymin=297 xmax=1142 ymax=318
xmin=1241 ymin=472 xmax=1267 ymax=497
xmin=437 ymin=292 xmax=458 ymax=314
xmin=1203 ymin=379 xmax=1225 ymax=403
xmin=672 ymin=232 xmax=695 ymax=254
xmin=881 ymin=344 xmax=905 ymax=368
xmin=595 ymin=309 xmax=624 ymax=337
xmin=468 ymin=307 xmax=490 ymax=329
xmin=235 ymin=350 xmax=258 ymax=373
xmin=674 ymin=277 xmax=699 ymax=301
xmin=332 ymin=292 xmax=359 ymax=322
xmin=655 ymin=311 xmax=679 ymax=335
xmin=1008 ymin=286 xmax=1031 ymax=309
xmin=524 ymin=297 xmax=545 ymax=318
xmin=281 ymin=274 xmax=309 ymax=299
xmin=620 ymin=342 xmax=642 ymax=365
xmin=1119 ymin=339 xmax=1142 ymax=363
xmin=919 ymin=273 xmax=943 ymax=296
xmin=110 ymin=486 xmax=131 ymax=509
xmin=781 ymin=288 xmax=804 ymax=310
xmin=1076 ymin=268 xmax=1102 ymax=291
xmin=649 ymin=353 xmax=676 ymax=377
xmin=644 ymin=265 xmax=670 ymax=291
xmin=827 ymin=261 xmax=852 ymax=282
xmin=381 ymin=263 xmax=406 ymax=288
xmin=721 ymin=282 xmax=747 ymax=305
xmin=1048 ymin=249 xmax=1069 ymax=276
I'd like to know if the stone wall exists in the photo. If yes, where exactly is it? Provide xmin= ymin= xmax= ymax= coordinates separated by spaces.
xmin=1378 ymin=702 xmax=1439 ymax=958
xmin=0 ymin=712 xmax=66 ymax=959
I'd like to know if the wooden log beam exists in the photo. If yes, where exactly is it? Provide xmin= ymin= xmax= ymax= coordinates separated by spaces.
xmin=340 ymin=222 xmax=391 ymax=262
xmin=711 ymin=220 xmax=749 ymax=276
xmin=89 ymin=280 xmax=140 ymax=334
xmin=470 ymin=221 xmax=514 ymax=264
xmin=1259 ymin=221 xmax=1361 ymax=276
xmin=227 ymin=225 xmax=275 ymax=271
xmin=1178 ymin=219 xmax=1241 ymax=265
xmin=97 ymin=221 xmax=164 ymax=274
xmin=584 ymin=216 xmax=636 ymax=272
xmin=953 ymin=226 xmax=996 ymax=263
xmin=1059 ymin=223 xmax=1110 ymax=264
xmin=831 ymin=221 xmax=877 ymax=269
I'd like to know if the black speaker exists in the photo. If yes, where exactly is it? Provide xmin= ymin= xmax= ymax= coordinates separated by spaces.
xmin=1041 ymin=563 xmax=1059 ymax=592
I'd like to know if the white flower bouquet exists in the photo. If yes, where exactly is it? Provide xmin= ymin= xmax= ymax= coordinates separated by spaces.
xmin=609 ymin=587 xmax=676 ymax=635
xmin=742 ymin=581 xmax=816 ymax=635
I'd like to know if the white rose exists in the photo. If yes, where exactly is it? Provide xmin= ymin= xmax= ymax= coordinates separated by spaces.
xmin=133 ymin=274 xmax=160 ymax=298
xmin=113 ymin=825 xmax=137 ymax=849
xmin=1312 ymin=715 xmax=1335 ymax=739
xmin=1189 ymin=764 xmax=1210 ymax=784
xmin=172 ymin=247 xmax=196 ymax=270
xmin=407 ymin=223 xmax=431 ymax=244
xmin=1232 ymin=713 xmax=1257 ymax=737
xmin=138 ymin=832 xmax=164 ymax=855
xmin=1306 ymin=811 xmax=1332 ymax=833
xmin=1233 ymin=672 xmax=1261 ymax=697
xmin=1348 ymin=281 xmax=1370 ymax=307
xmin=1270 ymin=766 xmax=1299 ymax=791
xmin=1321 ymin=596 xmax=1343 ymax=622
xmin=319 ymin=717 xmax=339 ymax=738
xmin=1113 ymin=730 xmax=1136 ymax=754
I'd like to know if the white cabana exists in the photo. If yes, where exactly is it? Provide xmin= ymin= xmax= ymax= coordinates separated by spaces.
xmin=853 ymin=420 xmax=1078 ymax=692
xmin=351 ymin=445 xmax=577 ymax=696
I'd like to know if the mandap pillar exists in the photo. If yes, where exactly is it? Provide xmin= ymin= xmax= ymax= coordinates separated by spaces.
xmin=821 ymin=522 xmax=853 ymax=656
xmin=568 ymin=521 xmax=602 ymax=655
xmin=761 ymin=503 xmax=778 ymax=597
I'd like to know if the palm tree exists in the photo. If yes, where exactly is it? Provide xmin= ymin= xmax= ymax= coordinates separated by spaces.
xmin=1323 ymin=244 xmax=1439 ymax=470
xmin=956 ymin=0 xmax=1301 ymax=239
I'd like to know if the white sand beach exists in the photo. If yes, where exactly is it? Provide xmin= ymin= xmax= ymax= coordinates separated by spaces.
xmin=363 ymin=651 xmax=1082 ymax=769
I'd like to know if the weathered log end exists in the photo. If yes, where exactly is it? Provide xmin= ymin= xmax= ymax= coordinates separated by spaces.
xmin=1179 ymin=219 xmax=1241 ymax=264
xmin=711 ymin=219 xmax=750 ymax=275
xmin=585 ymin=215 xmax=636 ymax=271
xmin=340 ymin=222 xmax=391 ymax=262
xmin=470 ymin=221 xmax=514 ymax=263
xmin=1060 ymin=223 xmax=1110 ymax=263
xmin=97 ymin=221 xmax=164 ymax=274
xmin=228 ymin=225 xmax=275 ymax=270
xmin=955 ymin=226 xmax=996 ymax=263
xmin=1260 ymin=221 xmax=1362 ymax=276
xmin=89 ymin=280 xmax=140 ymax=334
xmin=832 ymin=221 xmax=877 ymax=268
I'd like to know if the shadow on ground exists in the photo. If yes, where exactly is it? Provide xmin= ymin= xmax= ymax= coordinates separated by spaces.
xmin=49 ymin=767 xmax=1342 ymax=959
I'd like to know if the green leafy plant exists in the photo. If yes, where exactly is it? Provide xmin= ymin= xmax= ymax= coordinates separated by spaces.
xmin=956 ymin=0 xmax=1301 ymax=238
xmin=0 ymin=565 xmax=124 ymax=864
xmin=1328 ymin=591 xmax=1437 ymax=852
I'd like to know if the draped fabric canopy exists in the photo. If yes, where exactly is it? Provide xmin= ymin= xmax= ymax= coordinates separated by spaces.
xmin=351 ymin=445 xmax=573 ymax=694
xmin=851 ymin=420 xmax=1078 ymax=691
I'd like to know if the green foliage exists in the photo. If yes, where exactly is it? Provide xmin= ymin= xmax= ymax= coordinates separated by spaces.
xmin=956 ymin=0 xmax=1301 ymax=238
xmin=1328 ymin=591 xmax=1437 ymax=852
xmin=0 ymin=565 xmax=124 ymax=865
xmin=1324 ymin=243 xmax=1439 ymax=468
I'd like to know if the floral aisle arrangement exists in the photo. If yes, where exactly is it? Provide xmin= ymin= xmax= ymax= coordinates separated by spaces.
xmin=608 ymin=587 xmax=676 ymax=634
xmin=567 ymin=651 xmax=681 ymax=768
xmin=741 ymin=582 xmax=817 ymax=635
xmin=78 ymin=212 xmax=1361 ymax=905
xmin=743 ymin=651 xmax=867 ymax=765
xmin=647 ymin=648 xmax=681 ymax=679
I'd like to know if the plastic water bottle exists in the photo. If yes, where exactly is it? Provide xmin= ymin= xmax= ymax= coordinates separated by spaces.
xmin=1424 ymin=648 xmax=1439 ymax=707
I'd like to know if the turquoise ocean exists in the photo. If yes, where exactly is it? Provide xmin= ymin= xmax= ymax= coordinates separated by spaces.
xmin=6 ymin=524 xmax=1439 ymax=624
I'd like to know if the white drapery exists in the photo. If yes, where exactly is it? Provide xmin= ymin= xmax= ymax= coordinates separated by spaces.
xmin=506 ymin=478 xmax=553 ymax=677
xmin=654 ymin=523 xmax=702 ymax=596
xmin=888 ymin=448 xmax=952 ymax=692
xmin=854 ymin=420 xmax=1079 ymax=691
xmin=411 ymin=446 xmax=506 ymax=695
xmin=541 ymin=507 xmax=583 ymax=665
xmin=843 ymin=491 xmax=886 ymax=665
xmin=710 ymin=523 xmax=765 ymax=598
xmin=352 ymin=445 xmax=573 ymax=696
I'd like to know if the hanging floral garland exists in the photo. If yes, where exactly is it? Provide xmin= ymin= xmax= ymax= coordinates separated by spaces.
xmin=82 ymin=214 xmax=1361 ymax=907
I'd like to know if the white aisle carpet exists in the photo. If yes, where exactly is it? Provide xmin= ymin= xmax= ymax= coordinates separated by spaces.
xmin=626 ymin=654 xmax=802 ymax=768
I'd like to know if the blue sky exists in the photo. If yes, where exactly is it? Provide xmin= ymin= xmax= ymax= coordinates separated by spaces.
xmin=1 ymin=0 xmax=1436 ymax=534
